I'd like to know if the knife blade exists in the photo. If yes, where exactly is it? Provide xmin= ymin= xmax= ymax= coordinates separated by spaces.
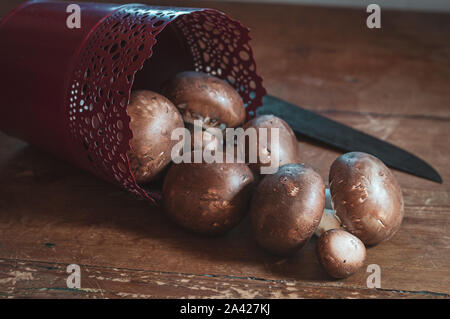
xmin=256 ymin=94 xmax=442 ymax=183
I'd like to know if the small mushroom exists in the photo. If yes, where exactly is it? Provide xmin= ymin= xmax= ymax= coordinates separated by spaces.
xmin=243 ymin=115 xmax=300 ymax=175
xmin=250 ymin=164 xmax=325 ymax=256
xmin=127 ymin=90 xmax=184 ymax=184
xmin=162 ymin=71 xmax=246 ymax=129
xmin=317 ymin=229 xmax=366 ymax=279
xmin=329 ymin=152 xmax=404 ymax=245
xmin=162 ymin=153 xmax=254 ymax=235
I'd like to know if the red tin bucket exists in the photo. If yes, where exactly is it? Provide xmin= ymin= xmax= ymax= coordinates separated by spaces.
xmin=0 ymin=0 xmax=266 ymax=203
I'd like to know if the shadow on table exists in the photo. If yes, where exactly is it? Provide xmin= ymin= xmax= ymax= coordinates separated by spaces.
xmin=0 ymin=144 xmax=331 ymax=283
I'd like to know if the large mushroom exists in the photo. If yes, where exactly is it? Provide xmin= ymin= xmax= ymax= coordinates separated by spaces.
xmin=250 ymin=163 xmax=325 ymax=256
xmin=162 ymin=71 xmax=246 ymax=130
xmin=127 ymin=90 xmax=184 ymax=184
xmin=242 ymin=115 xmax=301 ymax=176
xmin=162 ymin=152 xmax=254 ymax=235
xmin=329 ymin=152 xmax=404 ymax=245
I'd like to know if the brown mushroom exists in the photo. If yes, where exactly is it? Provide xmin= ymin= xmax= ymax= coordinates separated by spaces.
xmin=162 ymin=71 xmax=246 ymax=129
xmin=250 ymin=163 xmax=325 ymax=256
xmin=317 ymin=229 xmax=366 ymax=279
xmin=242 ymin=115 xmax=300 ymax=175
xmin=329 ymin=152 xmax=404 ymax=245
xmin=127 ymin=90 xmax=184 ymax=184
xmin=162 ymin=153 xmax=254 ymax=235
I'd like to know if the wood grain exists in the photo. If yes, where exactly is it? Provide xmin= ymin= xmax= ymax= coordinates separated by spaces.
xmin=0 ymin=0 xmax=449 ymax=298
xmin=1 ymin=259 xmax=446 ymax=299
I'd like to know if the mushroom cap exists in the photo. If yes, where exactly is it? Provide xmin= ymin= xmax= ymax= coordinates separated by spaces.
xmin=162 ymin=71 xmax=246 ymax=129
xmin=250 ymin=163 xmax=325 ymax=256
xmin=317 ymin=229 xmax=366 ymax=279
xmin=127 ymin=90 xmax=184 ymax=184
xmin=329 ymin=152 xmax=404 ymax=245
xmin=243 ymin=115 xmax=300 ymax=175
xmin=162 ymin=155 xmax=254 ymax=235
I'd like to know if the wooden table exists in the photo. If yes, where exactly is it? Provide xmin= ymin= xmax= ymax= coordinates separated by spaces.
xmin=0 ymin=0 xmax=449 ymax=299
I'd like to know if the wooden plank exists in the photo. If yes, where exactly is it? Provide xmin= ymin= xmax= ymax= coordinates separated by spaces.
xmin=0 ymin=0 xmax=449 ymax=298
xmin=1 ymin=259 xmax=446 ymax=299
xmin=0 ymin=112 xmax=449 ymax=296
xmin=246 ymin=6 xmax=450 ymax=119
xmin=2 ymin=0 xmax=449 ymax=117
xmin=145 ymin=1 xmax=450 ymax=118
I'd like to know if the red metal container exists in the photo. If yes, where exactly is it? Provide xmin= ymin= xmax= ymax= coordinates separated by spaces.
xmin=0 ymin=0 xmax=266 ymax=203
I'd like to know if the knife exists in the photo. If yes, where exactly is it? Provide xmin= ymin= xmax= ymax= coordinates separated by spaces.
xmin=256 ymin=94 xmax=442 ymax=183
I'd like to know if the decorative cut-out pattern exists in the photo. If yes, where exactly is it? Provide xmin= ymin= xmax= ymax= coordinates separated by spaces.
xmin=174 ymin=11 xmax=265 ymax=115
xmin=67 ymin=5 xmax=265 ymax=203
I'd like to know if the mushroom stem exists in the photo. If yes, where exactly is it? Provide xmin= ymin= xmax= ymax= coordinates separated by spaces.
xmin=325 ymin=187 xmax=333 ymax=210
xmin=315 ymin=188 xmax=340 ymax=237
xmin=314 ymin=208 xmax=342 ymax=237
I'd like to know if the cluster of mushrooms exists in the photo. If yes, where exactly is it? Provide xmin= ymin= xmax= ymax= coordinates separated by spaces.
xmin=127 ymin=71 xmax=405 ymax=279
